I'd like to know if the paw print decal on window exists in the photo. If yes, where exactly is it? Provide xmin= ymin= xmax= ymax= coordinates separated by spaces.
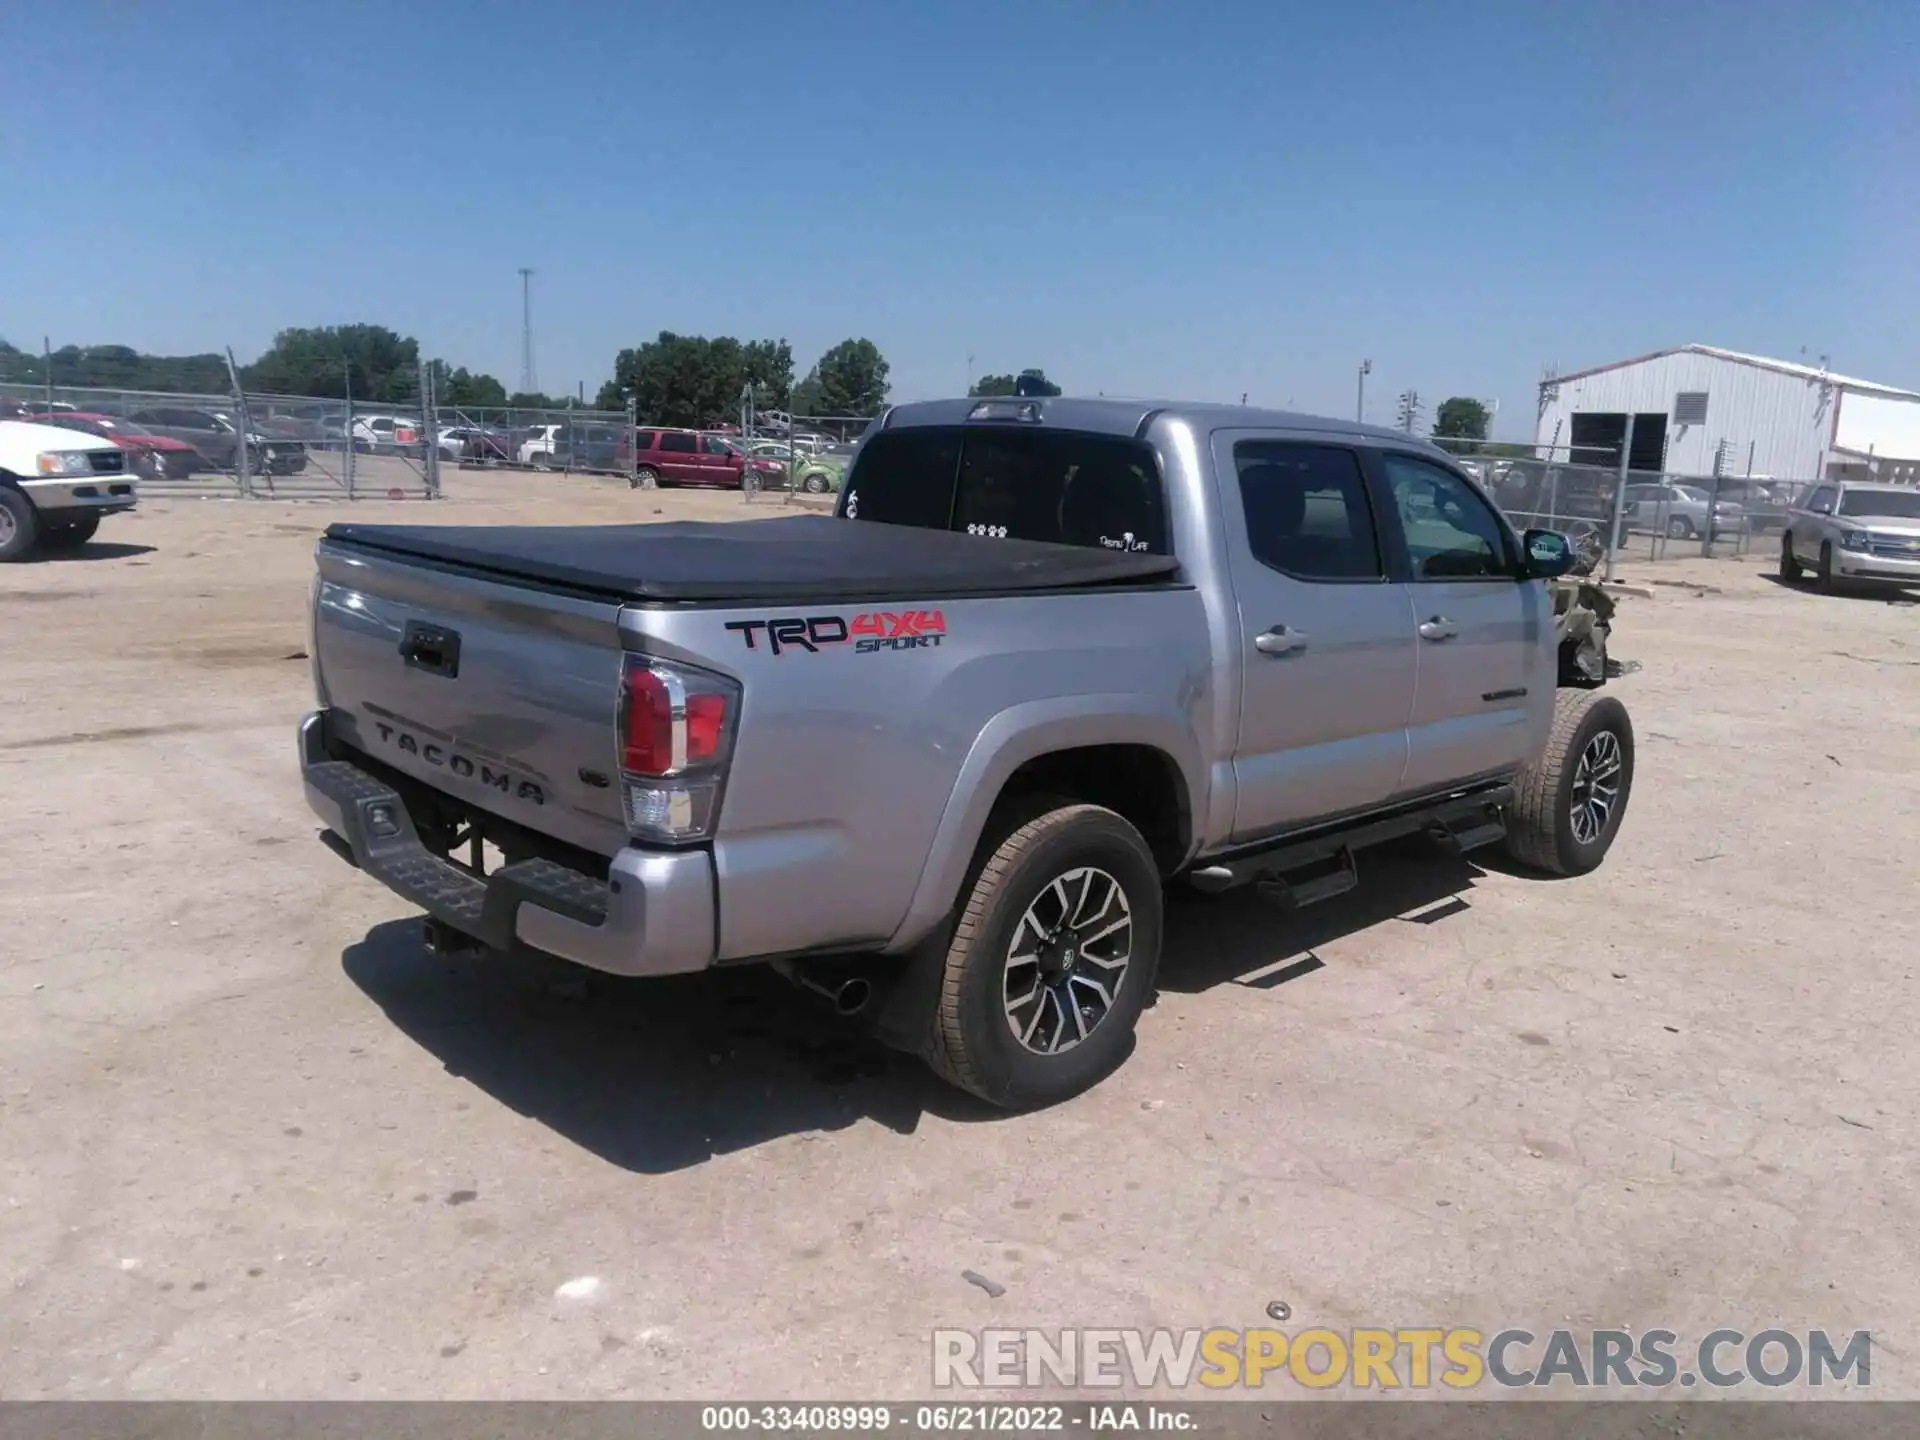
xmin=966 ymin=524 xmax=1009 ymax=538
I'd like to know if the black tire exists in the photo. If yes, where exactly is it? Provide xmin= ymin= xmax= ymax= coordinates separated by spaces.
xmin=1816 ymin=541 xmax=1835 ymax=592
xmin=803 ymin=473 xmax=829 ymax=494
xmin=40 ymin=513 xmax=100 ymax=550
xmin=1666 ymin=514 xmax=1694 ymax=539
xmin=0 ymin=487 xmax=41 ymax=563
xmin=1503 ymin=690 xmax=1635 ymax=877
xmin=1779 ymin=531 xmax=1803 ymax=582
xmin=922 ymin=803 xmax=1163 ymax=1109
xmin=632 ymin=466 xmax=660 ymax=491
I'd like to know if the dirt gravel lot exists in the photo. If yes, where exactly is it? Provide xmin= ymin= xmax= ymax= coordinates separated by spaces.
xmin=2 ymin=469 xmax=1916 ymax=1401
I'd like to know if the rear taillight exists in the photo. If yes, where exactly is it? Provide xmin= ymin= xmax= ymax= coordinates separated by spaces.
xmin=618 ymin=654 xmax=741 ymax=844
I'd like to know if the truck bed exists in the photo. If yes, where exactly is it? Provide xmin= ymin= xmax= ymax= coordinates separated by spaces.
xmin=322 ymin=515 xmax=1183 ymax=604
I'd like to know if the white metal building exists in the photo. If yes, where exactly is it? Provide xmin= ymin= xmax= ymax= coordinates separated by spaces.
xmin=1535 ymin=344 xmax=1920 ymax=483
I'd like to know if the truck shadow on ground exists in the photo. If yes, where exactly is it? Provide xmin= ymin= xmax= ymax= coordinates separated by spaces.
xmin=1759 ymin=573 xmax=1919 ymax=603
xmin=340 ymin=837 xmax=1483 ymax=1174
xmin=41 ymin=541 xmax=158 ymax=563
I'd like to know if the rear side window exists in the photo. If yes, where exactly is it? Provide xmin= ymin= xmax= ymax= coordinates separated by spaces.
xmin=632 ymin=430 xmax=657 ymax=450
xmin=1233 ymin=442 xmax=1383 ymax=580
xmin=842 ymin=427 xmax=1168 ymax=554
xmin=660 ymin=431 xmax=696 ymax=453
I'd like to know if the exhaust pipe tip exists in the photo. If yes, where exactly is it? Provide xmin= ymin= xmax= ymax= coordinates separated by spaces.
xmin=834 ymin=977 xmax=874 ymax=1017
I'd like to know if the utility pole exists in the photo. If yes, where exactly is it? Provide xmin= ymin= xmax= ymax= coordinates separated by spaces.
xmin=517 ymin=267 xmax=537 ymax=397
xmin=966 ymin=353 xmax=974 ymax=395
xmin=1396 ymin=389 xmax=1422 ymax=434
xmin=1356 ymin=359 xmax=1371 ymax=423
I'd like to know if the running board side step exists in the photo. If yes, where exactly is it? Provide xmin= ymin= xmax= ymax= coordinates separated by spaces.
xmin=1252 ymin=848 xmax=1359 ymax=911
xmin=1185 ymin=783 xmax=1513 ymax=902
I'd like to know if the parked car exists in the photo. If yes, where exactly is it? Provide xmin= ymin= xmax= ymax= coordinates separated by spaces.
xmin=619 ymin=428 xmax=779 ymax=489
xmin=517 ymin=424 xmax=566 ymax=467
xmin=1620 ymin=482 xmax=1744 ymax=540
xmin=294 ymin=396 xmax=1633 ymax=1109
xmin=350 ymin=414 xmax=423 ymax=455
xmin=0 ymin=416 xmax=138 ymax=561
xmin=1710 ymin=478 xmax=1800 ymax=530
xmin=545 ymin=424 xmax=630 ymax=474
xmin=34 ymin=412 xmax=199 ymax=481
xmin=792 ymin=448 xmax=850 ymax=495
xmin=437 ymin=426 xmax=511 ymax=463
xmin=1780 ymin=480 xmax=1920 ymax=592
xmin=124 ymin=405 xmax=308 ymax=475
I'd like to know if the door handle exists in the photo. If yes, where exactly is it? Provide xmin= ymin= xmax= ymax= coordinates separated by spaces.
xmin=1254 ymin=626 xmax=1308 ymax=656
xmin=400 ymin=621 xmax=461 ymax=678
xmin=1417 ymin=616 xmax=1459 ymax=642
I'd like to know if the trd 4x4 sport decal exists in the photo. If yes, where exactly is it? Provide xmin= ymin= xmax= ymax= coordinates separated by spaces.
xmin=724 ymin=610 xmax=947 ymax=656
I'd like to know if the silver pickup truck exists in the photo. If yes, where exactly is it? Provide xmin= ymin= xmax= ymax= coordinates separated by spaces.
xmin=299 ymin=397 xmax=1634 ymax=1107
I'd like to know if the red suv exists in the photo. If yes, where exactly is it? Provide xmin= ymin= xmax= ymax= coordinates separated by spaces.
xmin=620 ymin=428 xmax=784 ymax=491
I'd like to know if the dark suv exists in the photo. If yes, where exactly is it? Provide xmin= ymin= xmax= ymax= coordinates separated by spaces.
xmin=126 ymin=405 xmax=308 ymax=475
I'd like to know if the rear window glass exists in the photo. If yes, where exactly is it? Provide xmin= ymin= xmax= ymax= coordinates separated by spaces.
xmin=842 ymin=427 xmax=1168 ymax=554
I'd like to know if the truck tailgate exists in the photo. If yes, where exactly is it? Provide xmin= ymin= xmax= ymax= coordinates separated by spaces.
xmin=311 ymin=537 xmax=629 ymax=856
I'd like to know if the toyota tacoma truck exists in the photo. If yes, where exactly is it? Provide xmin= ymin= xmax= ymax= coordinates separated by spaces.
xmin=0 ymin=416 xmax=139 ymax=562
xmin=298 ymin=398 xmax=1634 ymax=1108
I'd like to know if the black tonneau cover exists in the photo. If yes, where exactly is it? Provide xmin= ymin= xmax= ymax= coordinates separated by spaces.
xmin=323 ymin=515 xmax=1182 ymax=603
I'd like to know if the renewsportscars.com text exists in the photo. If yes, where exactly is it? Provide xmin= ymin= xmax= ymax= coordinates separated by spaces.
xmin=932 ymin=1327 xmax=1872 ymax=1391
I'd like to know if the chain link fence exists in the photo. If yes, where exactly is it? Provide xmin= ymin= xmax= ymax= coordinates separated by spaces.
xmin=1435 ymin=437 xmax=1821 ymax=568
xmin=2 ymin=376 xmax=1856 ymax=562
xmin=738 ymin=413 xmax=865 ymax=508
xmin=433 ymin=404 xmax=636 ymax=478
xmin=1 ymin=372 xmax=442 ymax=500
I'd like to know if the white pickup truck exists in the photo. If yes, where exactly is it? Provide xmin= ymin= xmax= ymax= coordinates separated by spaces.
xmin=0 ymin=418 xmax=138 ymax=562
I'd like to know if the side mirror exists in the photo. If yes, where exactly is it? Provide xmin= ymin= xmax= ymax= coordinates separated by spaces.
xmin=1522 ymin=528 xmax=1577 ymax=579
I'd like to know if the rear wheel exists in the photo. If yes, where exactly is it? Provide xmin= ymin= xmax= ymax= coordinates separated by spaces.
xmin=921 ymin=803 xmax=1162 ymax=1109
xmin=0 ymin=488 xmax=40 ymax=562
xmin=802 ymin=473 xmax=830 ymax=494
xmin=1503 ymin=690 xmax=1635 ymax=877
xmin=632 ymin=466 xmax=659 ymax=490
xmin=40 ymin=513 xmax=100 ymax=550
xmin=1779 ymin=531 xmax=1803 ymax=582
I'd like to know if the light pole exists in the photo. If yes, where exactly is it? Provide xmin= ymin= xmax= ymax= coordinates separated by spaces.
xmin=1356 ymin=359 xmax=1372 ymax=423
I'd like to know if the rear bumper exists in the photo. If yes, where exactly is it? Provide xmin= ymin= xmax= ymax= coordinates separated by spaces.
xmin=298 ymin=710 xmax=715 ymax=977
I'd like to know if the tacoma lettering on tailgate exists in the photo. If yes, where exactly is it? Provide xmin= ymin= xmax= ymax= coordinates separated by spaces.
xmin=371 ymin=720 xmax=546 ymax=804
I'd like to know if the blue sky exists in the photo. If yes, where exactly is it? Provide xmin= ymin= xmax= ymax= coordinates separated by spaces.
xmin=2 ymin=0 xmax=1913 ymax=434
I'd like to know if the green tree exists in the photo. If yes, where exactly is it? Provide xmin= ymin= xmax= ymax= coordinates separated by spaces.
xmin=1432 ymin=397 xmax=1492 ymax=445
xmin=243 ymin=324 xmax=421 ymax=402
xmin=742 ymin=338 xmax=794 ymax=411
xmin=972 ymin=368 xmax=1061 ymax=398
xmin=0 ymin=339 xmax=230 ymax=393
xmin=606 ymin=332 xmax=794 ymax=427
xmin=431 ymin=364 xmax=508 ymax=409
xmin=808 ymin=338 xmax=890 ymax=417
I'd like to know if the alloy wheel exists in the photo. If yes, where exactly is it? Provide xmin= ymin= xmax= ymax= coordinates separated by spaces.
xmin=1003 ymin=867 xmax=1134 ymax=1056
xmin=1569 ymin=730 xmax=1624 ymax=846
